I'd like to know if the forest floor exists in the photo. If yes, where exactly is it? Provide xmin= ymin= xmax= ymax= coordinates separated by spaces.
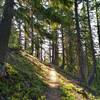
xmin=0 ymin=50 xmax=99 ymax=100
xmin=20 ymin=51 xmax=97 ymax=100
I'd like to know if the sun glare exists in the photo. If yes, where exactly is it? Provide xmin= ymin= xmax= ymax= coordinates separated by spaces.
xmin=49 ymin=69 xmax=57 ymax=82
xmin=48 ymin=68 xmax=59 ymax=88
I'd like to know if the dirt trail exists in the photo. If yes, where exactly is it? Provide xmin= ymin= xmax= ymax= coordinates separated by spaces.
xmin=45 ymin=68 xmax=61 ymax=100
xmin=46 ymin=87 xmax=61 ymax=100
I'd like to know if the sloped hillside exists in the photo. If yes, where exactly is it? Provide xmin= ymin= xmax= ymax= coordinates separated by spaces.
xmin=0 ymin=51 xmax=99 ymax=100
xmin=0 ymin=51 xmax=47 ymax=100
xmin=20 ymin=51 xmax=98 ymax=100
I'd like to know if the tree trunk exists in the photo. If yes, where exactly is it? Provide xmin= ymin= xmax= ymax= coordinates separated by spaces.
xmin=49 ymin=41 xmax=52 ymax=63
xmin=24 ymin=36 xmax=27 ymax=50
xmin=30 ymin=16 xmax=34 ymax=55
xmin=18 ymin=20 xmax=22 ymax=49
xmin=75 ymin=0 xmax=86 ymax=83
xmin=35 ymin=35 xmax=40 ymax=58
xmin=51 ymin=31 xmax=58 ymax=65
xmin=40 ymin=42 xmax=43 ymax=61
xmin=95 ymin=0 xmax=100 ymax=48
xmin=0 ymin=0 xmax=14 ymax=76
xmin=86 ymin=0 xmax=97 ymax=85
xmin=55 ymin=31 xmax=58 ymax=65
xmin=61 ymin=26 xmax=65 ymax=69
xmin=52 ymin=40 xmax=55 ymax=64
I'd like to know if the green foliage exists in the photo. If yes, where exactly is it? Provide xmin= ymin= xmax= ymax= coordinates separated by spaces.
xmin=60 ymin=82 xmax=97 ymax=100
xmin=60 ymin=85 xmax=76 ymax=100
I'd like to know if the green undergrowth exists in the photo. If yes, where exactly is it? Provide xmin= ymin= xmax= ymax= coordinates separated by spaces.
xmin=0 ymin=52 xmax=47 ymax=100
xmin=60 ymin=83 xmax=96 ymax=100
xmin=59 ymin=78 xmax=97 ymax=100
xmin=57 ymin=58 xmax=100 ymax=100
xmin=60 ymin=85 xmax=76 ymax=100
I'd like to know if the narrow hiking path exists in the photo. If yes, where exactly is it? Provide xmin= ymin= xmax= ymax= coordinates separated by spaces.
xmin=45 ymin=87 xmax=61 ymax=100
xmin=45 ymin=68 xmax=61 ymax=100
xmin=20 ymin=51 xmax=95 ymax=100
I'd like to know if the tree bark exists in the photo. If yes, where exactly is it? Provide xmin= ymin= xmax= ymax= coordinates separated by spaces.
xmin=18 ymin=20 xmax=22 ymax=49
xmin=95 ymin=0 xmax=100 ymax=48
xmin=75 ymin=0 xmax=86 ymax=83
xmin=55 ymin=31 xmax=58 ymax=65
xmin=52 ymin=40 xmax=55 ymax=64
xmin=61 ymin=26 xmax=65 ymax=69
xmin=86 ymin=0 xmax=97 ymax=85
xmin=30 ymin=16 xmax=34 ymax=55
xmin=0 ymin=0 xmax=14 ymax=76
